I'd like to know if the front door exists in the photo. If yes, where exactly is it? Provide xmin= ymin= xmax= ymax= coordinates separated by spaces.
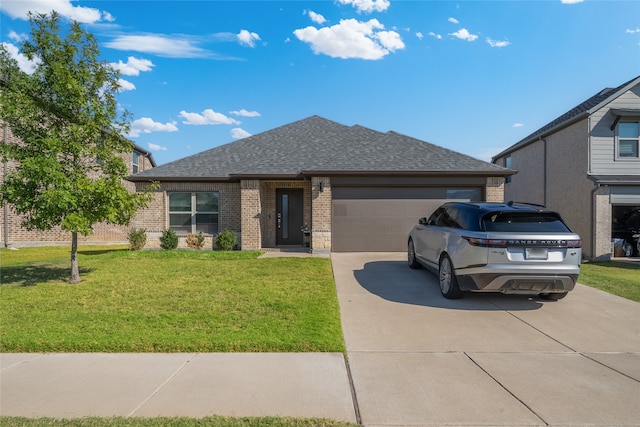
xmin=276 ymin=188 xmax=304 ymax=246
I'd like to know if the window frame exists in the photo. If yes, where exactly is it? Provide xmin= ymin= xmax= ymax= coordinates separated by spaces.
xmin=132 ymin=151 xmax=140 ymax=173
xmin=504 ymin=156 xmax=512 ymax=183
xmin=168 ymin=192 xmax=219 ymax=235
xmin=616 ymin=121 xmax=640 ymax=160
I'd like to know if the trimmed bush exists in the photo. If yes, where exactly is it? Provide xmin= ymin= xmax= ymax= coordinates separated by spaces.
xmin=128 ymin=228 xmax=147 ymax=251
xmin=186 ymin=231 xmax=206 ymax=250
xmin=215 ymin=230 xmax=237 ymax=251
xmin=160 ymin=229 xmax=179 ymax=250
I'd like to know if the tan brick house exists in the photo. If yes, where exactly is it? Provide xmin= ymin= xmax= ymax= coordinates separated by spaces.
xmin=492 ymin=76 xmax=640 ymax=260
xmin=0 ymin=122 xmax=156 ymax=246
xmin=130 ymin=116 xmax=513 ymax=252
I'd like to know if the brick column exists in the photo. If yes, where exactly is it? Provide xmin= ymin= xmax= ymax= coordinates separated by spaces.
xmin=485 ymin=177 xmax=505 ymax=202
xmin=311 ymin=177 xmax=332 ymax=251
xmin=240 ymin=180 xmax=261 ymax=250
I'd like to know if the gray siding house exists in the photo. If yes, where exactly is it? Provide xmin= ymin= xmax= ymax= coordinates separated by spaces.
xmin=130 ymin=116 xmax=513 ymax=252
xmin=493 ymin=76 xmax=640 ymax=260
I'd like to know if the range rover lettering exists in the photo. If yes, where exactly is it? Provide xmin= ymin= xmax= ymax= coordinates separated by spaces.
xmin=407 ymin=202 xmax=581 ymax=300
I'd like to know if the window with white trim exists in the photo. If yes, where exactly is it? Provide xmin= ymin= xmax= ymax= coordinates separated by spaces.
xmin=618 ymin=121 xmax=640 ymax=159
xmin=168 ymin=192 xmax=219 ymax=234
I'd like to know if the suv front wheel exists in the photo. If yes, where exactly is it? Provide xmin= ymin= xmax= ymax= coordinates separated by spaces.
xmin=439 ymin=255 xmax=462 ymax=299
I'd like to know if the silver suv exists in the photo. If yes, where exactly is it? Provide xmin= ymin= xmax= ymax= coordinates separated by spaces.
xmin=407 ymin=202 xmax=581 ymax=300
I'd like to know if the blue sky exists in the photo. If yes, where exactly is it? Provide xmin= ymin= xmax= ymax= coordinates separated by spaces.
xmin=1 ymin=0 xmax=639 ymax=166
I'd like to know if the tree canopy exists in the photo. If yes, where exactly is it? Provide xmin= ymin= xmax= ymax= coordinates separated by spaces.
xmin=0 ymin=12 xmax=154 ymax=282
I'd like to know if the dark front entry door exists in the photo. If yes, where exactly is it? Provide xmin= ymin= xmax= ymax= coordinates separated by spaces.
xmin=276 ymin=188 xmax=304 ymax=246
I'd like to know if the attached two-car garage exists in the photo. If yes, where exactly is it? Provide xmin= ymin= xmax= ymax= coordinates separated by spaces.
xmin=330 ymin=177 xmax=485 ymax=252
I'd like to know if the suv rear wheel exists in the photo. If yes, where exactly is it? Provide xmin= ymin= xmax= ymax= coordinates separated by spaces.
xmin=540 ymin=292 xmax=568 ymax=301
xmin=439 ymin=255 xmax=462 ymax=299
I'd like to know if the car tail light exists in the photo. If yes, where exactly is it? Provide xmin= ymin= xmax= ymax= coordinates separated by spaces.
xmin=463 ymin=237 xmax=508 ymax=247
xmin=566 ymin=240 xmax=582 ymax=248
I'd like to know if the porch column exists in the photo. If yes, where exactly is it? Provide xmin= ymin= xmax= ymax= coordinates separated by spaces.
xmin=311 ymin=176 xmax=331 ymax=251
xmin=240 ymin=179 xmax=261 ymax=250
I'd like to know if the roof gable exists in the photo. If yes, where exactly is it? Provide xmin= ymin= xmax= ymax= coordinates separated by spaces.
xmin=130 ymin=115 xmax=509 ymax=181
xmin=493 ymin=75 xmax=640 ymax=160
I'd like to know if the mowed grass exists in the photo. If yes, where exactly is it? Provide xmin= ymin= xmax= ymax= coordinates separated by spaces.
xmin=579 ymin=260 xmax=640 ymax=302
xmin=0 ymin=246 xmax=345 ymax=353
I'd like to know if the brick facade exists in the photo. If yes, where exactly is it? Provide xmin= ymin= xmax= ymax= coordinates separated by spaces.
xmin=1 ymin=121 xmax=156 ymax=247
xmin=485 ymin=176 xmax=505 ymax=202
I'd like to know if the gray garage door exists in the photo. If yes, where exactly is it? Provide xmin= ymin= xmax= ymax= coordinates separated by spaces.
xmin=331 ymin=186 xmax=481 ymax=252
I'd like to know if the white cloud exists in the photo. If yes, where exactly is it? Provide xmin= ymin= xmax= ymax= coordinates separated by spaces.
xmin=512 ymin=123 xmax=524 ymax=128
xmin=307 ymin=10 xmax=326 ymax=25
xmin=0 ymin=0 xmax=111 ymax=23
xmin=448 ymin=17 xmax=459 ymax=24
xmin=450 ymin=28 xmax=478 ymax=42
xmin=110 ymin=56 xmax=154 ymax=76
xmin=231 ymin=128 xmax=252 ymax=139
xmin=626 ymin=28 xmax=640 ymax=34
xmin=237 ymin=30 xmax=261 ymax=47
xmin=293 ymin=18 xmax=405 ymax=60
xmin=179 ymin=109 xmax=241 ymax=126
xmin=428 ymin=32 xmax=442 ymax=40
xmin=117 ymin=78 xmax=136 ymax=92
xmin=128 ymin=118 xmax=178 ymax=137
xmin=104 ymin=34 xmax=209 ymax=58
xmin=336 ymin=0 xmax=390 ymax=14
xmin=8 ymin=31 xmax=28 ymax=42
xmin=416 ymin=32 xmax=424 ymax=40
xmin=1 ymin=42 xmax=39 ymax=74
xmin=147 ymin=143 xmax=167 ymax=151
xmin=561 ymin=0 xmax=584 ymax=4
xmin=230 ymin=109 xmax=261 ymax=117
xmin=487 ymin=38 xmax=510 ymax=48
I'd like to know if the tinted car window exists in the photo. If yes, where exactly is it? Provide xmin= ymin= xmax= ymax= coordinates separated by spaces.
xmin=482 ymin=212 xmax=571 ymax=233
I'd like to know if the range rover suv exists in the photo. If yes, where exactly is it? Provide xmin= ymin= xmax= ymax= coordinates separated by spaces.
xmin=407 ymin=202 xmax=581 ymax=300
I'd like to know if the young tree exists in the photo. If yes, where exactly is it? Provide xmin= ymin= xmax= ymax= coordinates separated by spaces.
xmin=0 ymin=12 xmax=154 ymax=283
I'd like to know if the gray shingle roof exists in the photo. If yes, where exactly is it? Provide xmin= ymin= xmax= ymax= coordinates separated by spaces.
xmin=130 ymin=116 xmax=510 ymax=181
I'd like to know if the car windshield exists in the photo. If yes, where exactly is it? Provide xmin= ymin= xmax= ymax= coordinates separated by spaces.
xmin=482 ymin=212 xmax=571 ymax=233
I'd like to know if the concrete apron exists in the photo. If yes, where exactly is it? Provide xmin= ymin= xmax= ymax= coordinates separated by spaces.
xmin=332 ymin=252 xmax=640 ymax=426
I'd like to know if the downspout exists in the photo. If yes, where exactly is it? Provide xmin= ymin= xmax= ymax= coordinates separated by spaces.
xmin=3 ymin=124 xmax=8 ymax=247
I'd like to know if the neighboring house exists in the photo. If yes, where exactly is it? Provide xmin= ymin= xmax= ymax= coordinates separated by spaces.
xmin=492 ymin=75 xmax=640 ymax=260
xmin=0 ymin=122 xmax=156 ymax=246
xmin=129 ymin=116 xmax=513 ymax=252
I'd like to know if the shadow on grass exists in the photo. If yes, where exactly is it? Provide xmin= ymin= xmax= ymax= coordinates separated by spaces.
xmin=78 ymin=249 xmax=129 ymax=256
xmin=0 ymin=265 xmax=92 ymax=286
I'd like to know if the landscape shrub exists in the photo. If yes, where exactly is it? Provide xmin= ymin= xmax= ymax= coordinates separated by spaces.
xmin=215 ymin=230 xmax=237 ymax=251
xmin=160 ymin=229 xmax=179 ymax=250
xmin=186 ymin=231 xmax=205 ymax=250
xmin=127 ymin=228 xmax=147 ymax=251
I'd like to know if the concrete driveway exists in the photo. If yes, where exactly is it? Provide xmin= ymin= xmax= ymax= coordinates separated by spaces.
xmin=332 ymin=252 xmax=640 ymax=426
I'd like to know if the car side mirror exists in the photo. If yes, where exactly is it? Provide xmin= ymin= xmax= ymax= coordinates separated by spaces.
xmin=418 ymin=217 xmax=428 ymax=225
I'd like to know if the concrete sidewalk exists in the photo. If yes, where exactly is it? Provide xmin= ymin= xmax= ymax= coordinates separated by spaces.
xmin=1 ymin=352 xmax=357 ymax=421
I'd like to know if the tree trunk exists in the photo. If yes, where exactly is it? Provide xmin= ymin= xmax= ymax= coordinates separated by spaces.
xmin=69 ymin=231 xmax=81 ymax=283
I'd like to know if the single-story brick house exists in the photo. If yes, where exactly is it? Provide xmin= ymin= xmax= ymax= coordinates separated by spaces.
xmin=129 ymin=116 xmax=513 ymax=252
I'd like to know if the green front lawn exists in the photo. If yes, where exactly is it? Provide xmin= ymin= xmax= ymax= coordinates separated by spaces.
xmin=0 ymin=246 xmax=345 ymax=353
xmin=579 ymin=260 xmax=640 ymax=302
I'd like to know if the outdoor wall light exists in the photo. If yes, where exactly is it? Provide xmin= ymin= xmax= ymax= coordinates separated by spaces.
xmin=319 ymin=182 xmax=324 ymax=192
